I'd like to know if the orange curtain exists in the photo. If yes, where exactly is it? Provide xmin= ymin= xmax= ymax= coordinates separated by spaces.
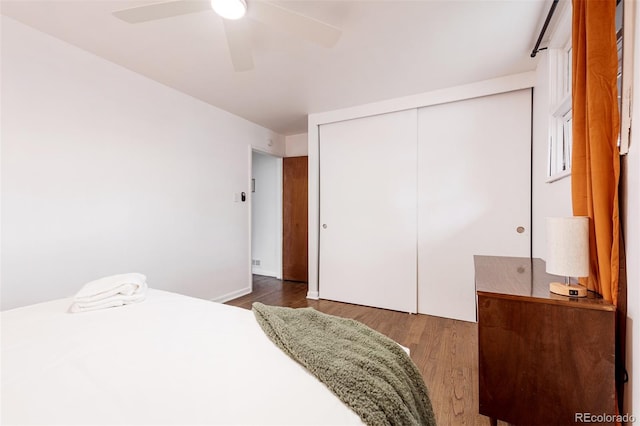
xmin=571 ymin=0 xmax=620 ymax=305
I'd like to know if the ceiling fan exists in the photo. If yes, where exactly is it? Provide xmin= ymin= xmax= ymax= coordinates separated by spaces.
xmin=112 ymin=0 xmax=342 ymax=72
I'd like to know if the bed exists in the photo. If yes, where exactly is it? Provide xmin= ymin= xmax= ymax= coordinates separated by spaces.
xmin=1 ymin=289 xmax=433 ymax=425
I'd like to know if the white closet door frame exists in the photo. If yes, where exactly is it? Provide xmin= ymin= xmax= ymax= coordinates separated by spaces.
xmin=318 ymin=109 xmax=417 ymax=313
xmin=307 ymin=73 xmax=536 ymax=301
xmin=417 ymin=89 xmax=532 ymax=322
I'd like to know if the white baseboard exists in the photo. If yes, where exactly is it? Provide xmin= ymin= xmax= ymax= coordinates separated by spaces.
xmin=252 ymin=267 xmax=278 ymax=278
xmin=211 ymin=286 xmax=251 ymax=304
xmin=307 ymin=290 xmax=319 ymax=300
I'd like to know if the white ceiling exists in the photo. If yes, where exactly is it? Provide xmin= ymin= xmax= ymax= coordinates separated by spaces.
xmin=1 ymin=0 xmax=548 ymax=135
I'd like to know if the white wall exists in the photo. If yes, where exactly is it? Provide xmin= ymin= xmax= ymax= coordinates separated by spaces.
xmin=0 ymin=17 xmax=285 ymax=310
xmin=285 ymin=133 xmax=308 ymax=157
xmin=623 ymin=113 xmax=639 ymax=424
xmin=622 ymin=1 xmax=640 ymax=416
xmin=531 ymin=51 xmax=573 ymax=260
xmin=251 ymin=151 xmax=282 ymax=278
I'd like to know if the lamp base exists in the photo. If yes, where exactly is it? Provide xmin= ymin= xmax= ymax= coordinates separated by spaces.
xmin=549 ymin=281 xmax=587 ymax=298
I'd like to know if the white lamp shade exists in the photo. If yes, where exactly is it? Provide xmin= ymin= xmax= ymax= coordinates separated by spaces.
xmin=211 ymin=0 xmax=247 ymax=20
xmin=546 ymin=216 xmax=590 ymax=277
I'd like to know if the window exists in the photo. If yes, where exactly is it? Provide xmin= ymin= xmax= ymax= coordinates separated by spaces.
xmin=545 ymin=0 xmax=629 ymax=179
xmin=547 ymin=37 xmax=572 ymax=182
xmin=616 ymin=0 xmax=633 ymax=155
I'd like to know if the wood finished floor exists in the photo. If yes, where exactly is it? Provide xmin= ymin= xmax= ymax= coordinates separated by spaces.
xmin=226 ymin=275 xmax=504 ymax=426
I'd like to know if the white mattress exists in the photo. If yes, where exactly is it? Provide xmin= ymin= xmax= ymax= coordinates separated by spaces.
xmin=1 ymin=289 xmax=363 ymax=425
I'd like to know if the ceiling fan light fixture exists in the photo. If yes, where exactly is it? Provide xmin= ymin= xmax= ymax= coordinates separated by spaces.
xmin=211 ymin=0 xmax=247 ymax=20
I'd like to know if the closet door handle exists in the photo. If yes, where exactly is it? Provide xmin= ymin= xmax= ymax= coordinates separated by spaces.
xmin=516 ymin=226 xmax=525 ymax=234
xmin=322 ymin=224 xmax=328 ymax=229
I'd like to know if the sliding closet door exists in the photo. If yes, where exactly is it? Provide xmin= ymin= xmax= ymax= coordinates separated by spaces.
xmin=418 ymin=89 xmax=531 ymax=322
xmin=319 ymin=109 xmax=417 ymax=313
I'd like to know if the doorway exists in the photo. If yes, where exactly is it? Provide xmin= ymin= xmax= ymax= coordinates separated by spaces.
xmin=251 ymin=150 xmax=282 ymax=279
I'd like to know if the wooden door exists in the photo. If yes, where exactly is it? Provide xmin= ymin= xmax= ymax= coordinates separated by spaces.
xmin=319 ymin=109 xmax=418 ymax=313
xmin=283 ymin=156 xmax=308 ymax=282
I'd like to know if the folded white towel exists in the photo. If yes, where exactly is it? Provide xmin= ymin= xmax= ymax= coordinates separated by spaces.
xmin=69 ymin=273 xmax=148 ymax=313
xmin=74 ymin=273 xmax=147 ymax=302
xmin=69 ymin=291 xmax=146 ymax=313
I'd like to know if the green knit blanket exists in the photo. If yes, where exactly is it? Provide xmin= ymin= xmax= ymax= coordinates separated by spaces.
xmin=252 ymin=303 xmax=436 ymax=426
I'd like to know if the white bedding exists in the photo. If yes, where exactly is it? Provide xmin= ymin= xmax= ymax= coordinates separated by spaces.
xmin=1 ymin=289 xmax=363 ymax=425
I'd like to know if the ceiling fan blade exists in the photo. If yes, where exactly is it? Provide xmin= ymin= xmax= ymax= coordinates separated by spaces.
xmin=113 ymin=0 xmax=211 ymax=23
xmin=249 ymin=1 xmax=341 ymax=48
xmin=223 ymin=19 xmax=254 ymax=72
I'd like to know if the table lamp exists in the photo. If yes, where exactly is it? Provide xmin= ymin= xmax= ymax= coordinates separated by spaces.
xmin=546 ymin=216 xmax=589 ymax=297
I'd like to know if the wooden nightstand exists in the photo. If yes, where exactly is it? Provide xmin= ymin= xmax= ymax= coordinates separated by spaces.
xmin=475 ymin=255 xmax=616 ymax=426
